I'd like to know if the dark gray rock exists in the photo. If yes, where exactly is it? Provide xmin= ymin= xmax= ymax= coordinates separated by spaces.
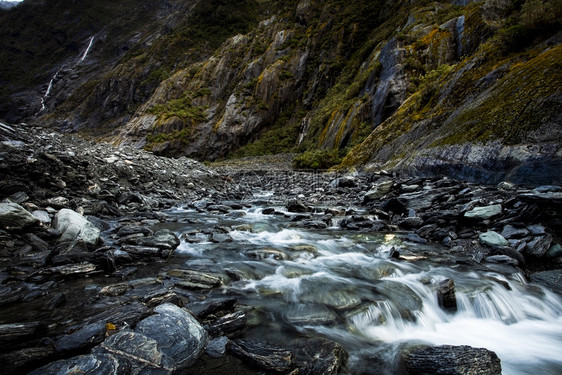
xmin=135 ymin=303 xmax=208 ymax=369
xmin=0 ymin=202 xmax=38 ymax=230
xmin=167 ymin=269 xmax=222 ymax=289
xmin=0 ymin=345 xmax=55 ymax=375
xmin=95 ymin=330 xmax=175 ymax=374
xmin=405 ymin=345 xmax=502 ymax=375
xmin=287 ymin=198 xmax=310 ymax=213
xmin=205 ymin=310 xmax=246 ymax=338
xmin=485 ymin=255 xmax=519 ymax=266
xmin=285 ymin=304 xmax=337 ymax=325
xmin=205 ymin=336 xmax=229 ymax=358
xmin=55 ymin=322 xmax=106 ymax=353
xmin=500 ymin=225 xmax=529 ymax=239
xmin=524 ymin=234 xmax=552 ymax=257
xmin=530 ymin=270 xmax=562 ymax=293
xmin=227 ymin=339 xmax=294 ymax=373
xmin=27 ymin=354 xmax=126 ymax=375
xmin=0 ymin=322 xmax=47 ymax=349
xmin=293 ymin=338 xmax=347 ymax=375
xmin=436 ymin=279 xmax=457 ymax=312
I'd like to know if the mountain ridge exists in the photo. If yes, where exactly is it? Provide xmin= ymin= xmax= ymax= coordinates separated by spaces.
xmin=1 ymin=0 xmax=561 ymax=184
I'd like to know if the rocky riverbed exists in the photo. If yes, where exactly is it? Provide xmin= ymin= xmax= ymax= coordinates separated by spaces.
xmin=1 ymin=123 xmax=561 ymax=374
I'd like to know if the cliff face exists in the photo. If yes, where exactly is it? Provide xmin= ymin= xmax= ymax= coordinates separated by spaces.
xmin=1 ymin=0 xmax=561 ymax=183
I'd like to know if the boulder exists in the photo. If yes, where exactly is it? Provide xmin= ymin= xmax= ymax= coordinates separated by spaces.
xmin=135 ymin=303 xmax=207 ymax=369
xmin=363 ymin=180 xmax=394 ymax=202
xmin=94 ymin=331 xmax=175 ymax=373
xmin=0 ymin=202 xmax=38 ymax=230
xmin=479 ymin=231 xmax=508 ymax=248
xmin=293 ymin=338 xmax=347 ymax=375
xmin=405 ymin=345 xmax=502 ymax=375
xmin=287 ymin=199 xmax=310 ymax=213
xmin=53 ymin=209 xmax=100 ymax=248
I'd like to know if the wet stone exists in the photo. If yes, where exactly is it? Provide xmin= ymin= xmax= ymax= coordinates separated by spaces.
xmin=436 ymin=278 xmax=457 ymax=312
xmin=55 ymin=322 xmax=107 ymax=353
xmin=27 ymin=353 xmax=126 ymax=375
xmin=135 ymin=303 xmax=208 ymax=369
xmin=0 ymin=202 xmax=38 ymax=230
xmin=205 ymin=336 xmax=229 ymax=358
xmin=524 ymin=234 xmax=552 ymax=257
xmin=167 ymin=269 xmax=222 ymax=289
xmin=285 ymin=304 xmax=337 ymax=325
xmin=293 ymin=338 xmax=347 ymax=375
xmin=405 ymin=345 xmax=502 ymax=375
xmin=227 ymin=339 xmax=294 ymax=373
xmin=479 ymin=231 xmax=508 ymax=249
xmin=94 ymin=331 xmax=175 ymax=374
xmin=464 ymin=204 xmax=502 ymax=220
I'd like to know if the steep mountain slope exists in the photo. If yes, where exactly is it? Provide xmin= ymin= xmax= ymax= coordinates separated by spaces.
xmin=1 ymin=0 xmax=561 ymax=183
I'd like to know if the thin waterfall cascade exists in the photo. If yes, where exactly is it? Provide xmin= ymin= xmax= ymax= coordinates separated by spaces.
xmin=80 ymin=36 xmax=94 ymax=62
xmin=37 ymin=36 xmax=95 ymax=114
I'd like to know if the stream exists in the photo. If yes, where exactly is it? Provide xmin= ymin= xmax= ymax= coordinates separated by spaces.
xmin=3 ymin=191 xmax=561 ymax=374
xmin=151 ymin=195 xmax=562 ymax=374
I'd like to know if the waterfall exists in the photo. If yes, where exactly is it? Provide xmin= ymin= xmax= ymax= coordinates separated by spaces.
xmin=38 ymin=67 xmax=62 ymax=113
xmin=80 ymin=36 xmax=94 ymax=62
xmin=38 ymin=36 xmax=94 ymax=114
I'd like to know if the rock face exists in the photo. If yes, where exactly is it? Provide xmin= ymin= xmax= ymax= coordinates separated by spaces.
xmin=405 ymin=345 xmax=502 ymax=375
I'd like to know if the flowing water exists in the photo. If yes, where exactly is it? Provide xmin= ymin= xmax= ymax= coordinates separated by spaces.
xmin=156 ymin=196 xmax=562 ymax=375
xmin=3 ymin=193 xmax=561 ymax=374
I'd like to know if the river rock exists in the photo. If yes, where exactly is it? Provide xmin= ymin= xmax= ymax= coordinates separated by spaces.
xmin=135 ymin=303 xmax=208 ymax=369
xmin=479 ymin=231 xmax=508 ymax=248
xmin=205 ymin=336 xmax=229 ymax=358
xmin=285 ymin=304 xmax=337 ymax=325
xmin=373 ymin=280 xmax=422 ymax=319
xmin=27 ymin=353 xmax=126 ymax=375
xmin=0 ymin=322 xmax=47 ymax=349
xmin=0 ymin=202 xmax=38 ymax=230
xmin=167 ymin=269 xmax=222 ymax=289
xmin=94 ymin=330 xmax=175 ymax=373
xmin=227 ymin=339 xmax=294 ymax=373
xmin=287 ymin=198 xmax=310 ymax=213
xmin=293 ymin=338 xmax=347 ymax=375
xmin=484 ymin=254 xmax=519 ymax=266
xmin=500 ymin=225 xmax=529 ymax=239
xmin=464 ymin=204 xmax=502 ymax=220
xmin=363 ymin=180 xmax=394 ymax=202
xmin=55 ymin=322 xmax=106 ymax=353
xmin=0 ymin=345 xmax=55 ymax=375
xmin=205 ymin=310 xmax=246 ymax=337
xmin=53 ymin=209 xmax=100 ymax=248
xmin=530 ymin=270 xmax=562 ymax=293
xmin=524 ymin=234 xmax=552 ymax=257
xmin=405 ymin=345 xmax=502 ymax=375
xmin=436 ymin=278 xmax=457 ymax=312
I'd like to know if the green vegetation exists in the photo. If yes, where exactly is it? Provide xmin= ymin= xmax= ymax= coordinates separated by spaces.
xmin=148 ymin=93 xmax=208 ymax=123
xmin=292 ymin=148 xmax=346 ymax=170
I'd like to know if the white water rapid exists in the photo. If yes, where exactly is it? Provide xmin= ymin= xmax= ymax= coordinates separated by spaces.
xmin=165 ymin=202 xmax=562 ymax=375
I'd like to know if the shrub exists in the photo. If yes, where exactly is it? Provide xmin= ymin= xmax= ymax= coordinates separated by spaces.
xmin=292 ymin=148 xmax=344 ymax=170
